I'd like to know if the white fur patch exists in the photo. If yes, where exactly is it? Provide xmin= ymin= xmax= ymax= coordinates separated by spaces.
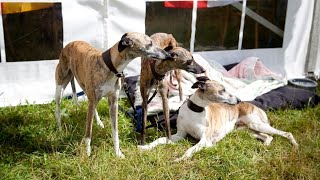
xmin=85 ymin=137 xmax=91 ymax=156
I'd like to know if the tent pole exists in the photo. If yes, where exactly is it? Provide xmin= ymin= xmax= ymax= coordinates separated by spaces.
xmin=237 ymin=0 xmax=246 ymax=50
xmin=190 ymin=0 xmax=198 ymax=53
xmin=0 ymin=5 xmax=7 ymax=63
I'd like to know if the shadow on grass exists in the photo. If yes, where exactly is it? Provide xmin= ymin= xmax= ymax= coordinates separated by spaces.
xmin=0 ymin=102 xmax=87 ymax=161
xmin=0 ymin=99 xmax=143 ymax=163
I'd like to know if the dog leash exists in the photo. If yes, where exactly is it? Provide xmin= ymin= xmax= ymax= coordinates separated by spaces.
xmin=147 ymin=59 xmax=169 ymax=104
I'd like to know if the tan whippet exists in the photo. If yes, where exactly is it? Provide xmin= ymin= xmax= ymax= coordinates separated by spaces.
xmin=139 ymin=33 xmax=205 ymax=144
xmin=55 ymin=32 xmax=171 ymax=158
xmin=139 ymin=76 xmax=299 ymax=161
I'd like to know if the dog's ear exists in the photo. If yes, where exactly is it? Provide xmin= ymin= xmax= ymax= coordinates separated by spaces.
xmin=192 ymin=76 xmax=210 ymax=90
xmin=164 ymin=45 xmax=173 ymax=52
xmin=167 ymin=34 xmax=178 ymax=47
xmin=196 ymin=76 xmax=210 ymax=82
xmin=191 ymin=81 xmax=207 ymax=91
xmin=118 ymin=33 xmax=134 ymax=52
xmin=191 ymin=82 xmax=201 ymax=89
xmin=169 ymin=52 xmax=178 ymax=60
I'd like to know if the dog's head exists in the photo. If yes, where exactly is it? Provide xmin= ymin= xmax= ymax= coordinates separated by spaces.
xmin=150 ymin=33 xmax=179 ymax=49
xmin=191 ymin=76 xmax=240 ymax=105
xmin=161 ymin=47 xmax=205 ymax=74
xmin=118 ymin=32 xmax=171 ymax=60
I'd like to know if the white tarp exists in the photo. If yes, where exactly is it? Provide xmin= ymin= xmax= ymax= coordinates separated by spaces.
xmin=0 ymin=0 xmax=317 ymax=107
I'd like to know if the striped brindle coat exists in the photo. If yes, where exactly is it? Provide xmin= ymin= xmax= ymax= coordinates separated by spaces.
xmin=55 ymin=32 xmax=171 ymax=158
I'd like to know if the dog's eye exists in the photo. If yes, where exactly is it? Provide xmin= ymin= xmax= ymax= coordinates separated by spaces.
xmin=186 ymin=60 xmax=193 ymax=65
xmin=146 ymin=43 xmax=152 ymax=49
xmin=218 ymin=89 xmax=225 ymax=95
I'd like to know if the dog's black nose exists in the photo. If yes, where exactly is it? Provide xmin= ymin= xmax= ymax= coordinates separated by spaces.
xmin=236 ymin=97 xmax=241 ymax=103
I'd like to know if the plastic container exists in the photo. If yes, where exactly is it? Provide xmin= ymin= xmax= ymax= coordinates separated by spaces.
xmin=288 ymin=78 xmax=318 ymax=92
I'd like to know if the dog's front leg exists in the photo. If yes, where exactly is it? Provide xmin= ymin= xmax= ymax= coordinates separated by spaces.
xmin=175 ymin=70 xmax=183 ymax=102
xmin=175 ymin=137 xmax=213 ymax=162
xmin=140 ymin=82 xmax=150 ymax=145
xmin=158 ymin=80 xmax=172 ymax=141
xmin=138 ymin=130 xmax=187 ymax=150
xmin=108 ymin=81 xmax=125 ymax=158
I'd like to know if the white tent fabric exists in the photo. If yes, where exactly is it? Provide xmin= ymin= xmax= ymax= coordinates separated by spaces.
xmin=0 ymin=0 xmax=317 ymax=107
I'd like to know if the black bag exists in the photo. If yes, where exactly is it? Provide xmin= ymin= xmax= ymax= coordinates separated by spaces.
xmin=122 ymin=75 xmax=179 ymax=132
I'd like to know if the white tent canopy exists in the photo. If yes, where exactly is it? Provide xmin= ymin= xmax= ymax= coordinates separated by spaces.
xmin=0 ymin=0 xmax=318 ymax=107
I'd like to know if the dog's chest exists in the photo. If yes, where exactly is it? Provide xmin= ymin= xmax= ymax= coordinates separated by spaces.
xmin=98 ymin=77 xmax=119 ymax=97
xmin=178 ymin=105 xmax=208 ymax=139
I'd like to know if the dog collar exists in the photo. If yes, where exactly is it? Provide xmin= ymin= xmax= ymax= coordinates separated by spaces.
xmin=102 ymin=49 xmax=123 ymax=78
xmin=150 ymin=60 xmax=166 ymax=81
xmin=187 ymin=99 xmax=205 ymax=113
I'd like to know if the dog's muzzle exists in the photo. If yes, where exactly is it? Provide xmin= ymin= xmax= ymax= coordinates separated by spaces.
xmin=164 ymin=52 xmax=174 ymax=61
xmin=149 ymin=51 xmax=172 ymax=60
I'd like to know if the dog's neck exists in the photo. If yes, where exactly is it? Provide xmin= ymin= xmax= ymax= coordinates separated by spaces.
xmin=187 ymin=98 xmax=205 ymax=113
xmin=150 ymin=60 xmax=166 ymax=80
xmin=152 ymin=60 xmax=176 ymax=77
xmin=102 ymin=42 xmax=135 ymax=76
xmin=188 ymin=91 xmax=212 ymax=110
xmin=102 ymin=49 xmax=123 ymax=77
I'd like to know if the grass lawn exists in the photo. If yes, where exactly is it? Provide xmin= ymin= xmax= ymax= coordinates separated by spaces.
xmin=1 ymin=91 xmax=320 ymax=179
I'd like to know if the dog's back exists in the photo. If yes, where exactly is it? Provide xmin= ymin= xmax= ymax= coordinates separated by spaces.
xmin=236 ymin=102 xmax=269 ymax=124
xmin=204 ymin=102 xmax=269 ymax=140
xmin=150 ymin=33 xmax=178 ymax=49
xmin=205 ymin=103 xmax=239 ymax=139
xmin=55 ymin=41 xmax=102 ymax=87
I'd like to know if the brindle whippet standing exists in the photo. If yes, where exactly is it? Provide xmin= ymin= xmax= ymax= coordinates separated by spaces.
xmin=139 ymin=33 xmax=205 ymax=144
xmin=139 ymin=77 xmax=299 ymax=161
xmin=55 ymin=32 xmax=171 ymax=158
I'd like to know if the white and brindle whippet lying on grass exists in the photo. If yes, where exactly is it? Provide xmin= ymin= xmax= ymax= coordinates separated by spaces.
xmin=55 ymin=32 xmax=172 ymax=158
xmin=139 ymin=33 xmax=205 ymax=144
xmin=139 ymin=76 xmax=299 ymax=161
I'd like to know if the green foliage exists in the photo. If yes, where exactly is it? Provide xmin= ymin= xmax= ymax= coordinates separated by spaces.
xmin=0 ymin=98 xmax=319 ymax=179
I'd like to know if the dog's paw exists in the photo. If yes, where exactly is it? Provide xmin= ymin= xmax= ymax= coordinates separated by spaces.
xmin=85 ymin=138 xmax=92 ymax=156
xmin=293 ymin=143 xmax=299 ymax=150
xmin=174 ymin=157 xmax=186 ymax=162
xmin=95 ymin=116 xmax=105 ymax=128
xmin=263 ymin=136 xmax=273 ymax=146
xmin=137 ymin=145 xmax=151 ymax=151
xmin=117 ymin=152 xmax=125 ymax=159
xmin=86 ymin=146 xmax=91 ymax=157
xmin=97 ymin=121 xmax=105 ymax=128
